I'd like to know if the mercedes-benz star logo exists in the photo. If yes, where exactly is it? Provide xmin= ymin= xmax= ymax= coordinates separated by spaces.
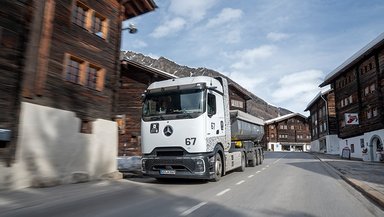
xmin=163 ymin=125 xmax=173 ymax=137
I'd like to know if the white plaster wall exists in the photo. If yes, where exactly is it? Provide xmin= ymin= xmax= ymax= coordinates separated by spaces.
xmin=364 ymin=129 xmax=384 ymax=162
xmin=310 ymin=140 xmax=320 ymax=152
xmin=339 ymin=135 xmax=363 ymax=159
xmin=326 ymin=135 xmax=340 ymax=155
xmin=0 ymin=102 xmax=118 ymax=190
xmin=268 ymin=143 xmax=282 ymax=151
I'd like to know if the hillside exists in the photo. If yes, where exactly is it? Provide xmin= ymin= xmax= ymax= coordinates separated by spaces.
xmin=121 ymin=51 xmax=292 ymax=120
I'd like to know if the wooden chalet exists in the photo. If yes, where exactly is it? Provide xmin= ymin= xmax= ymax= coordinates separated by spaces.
xmin=264 ymin=113 xmax=310 ymax=151
xmin=320 ymin=32 xmax=384 ymax=161
xmin=0 ymin=0 xmax=156 ymax=189
xmin=304 ymin=89 xmax=339 ymax=154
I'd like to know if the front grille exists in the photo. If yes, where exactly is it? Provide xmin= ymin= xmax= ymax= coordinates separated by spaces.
xmin=145 ymin=158 xmax=196 ymax=172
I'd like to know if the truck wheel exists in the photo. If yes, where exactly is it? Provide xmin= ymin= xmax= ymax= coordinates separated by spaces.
xmin=255 ymin=150 xmax=260 ymax=166
xmin=249 ymin=152 xmax=257 ymax=167
xmin=237 ymin=152 xmax=246 ymax=172
xmin=212 ymin=152 xmax=222 ymax=182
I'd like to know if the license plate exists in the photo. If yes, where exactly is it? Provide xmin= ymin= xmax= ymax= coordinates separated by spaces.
xmin=160 ymin=169 xmax=176 ymax=175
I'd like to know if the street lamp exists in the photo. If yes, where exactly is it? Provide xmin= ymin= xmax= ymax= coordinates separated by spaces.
xmin=122 ymin=23 xmax=138 ymax=34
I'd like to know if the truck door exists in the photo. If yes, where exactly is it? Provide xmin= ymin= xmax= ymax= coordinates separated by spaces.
xmin=207 ymin=91 xmax=225 ymax=139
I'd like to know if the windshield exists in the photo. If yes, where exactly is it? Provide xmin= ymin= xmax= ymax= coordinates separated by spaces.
xmin=142 ymin=89 xmax=205 ymax=121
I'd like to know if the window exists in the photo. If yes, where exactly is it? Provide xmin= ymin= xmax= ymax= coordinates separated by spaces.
xmin=290 ymin=125 xmax=294 ymax=130
xmin=231 ymin=100 xmax=244 ymax=108
xmin=64 ymin=54 xmax=105 ymax=91
xmin=86 ymin=65 xmax=99 ymax=89
xmin=73 ymin=2 xmax=88 ymax=28
xmin=270 ymin=125 xmax=274 ymax=129
xmin=350 ymin=144 xmax=355 ymax=153
xmin=80 ymin=119 xmax=93 ymax=134
xmin=207 ymin=93 xmax=216 ymax=117
xmin=271 ymin=133 xmax=275 ymax=138
xmin=72 ymin=1 xmax=108 ymax=40
xmin=66 ymin=57 xmax=83 ymax=83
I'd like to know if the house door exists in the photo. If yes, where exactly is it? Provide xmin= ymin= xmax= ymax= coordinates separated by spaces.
xmin=370 ymin=136 xmax=382 ymax=162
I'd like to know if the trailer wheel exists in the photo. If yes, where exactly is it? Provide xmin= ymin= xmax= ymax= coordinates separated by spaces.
xmin=255 ymin=151 xmax=260 ymax=166
xmin=249 ymin=152 xmax=257 ymax=167
xmin=212 ymin=152 xmax=222 ymax=182
xmin=258 ymin=150 xmax=263 ymax=165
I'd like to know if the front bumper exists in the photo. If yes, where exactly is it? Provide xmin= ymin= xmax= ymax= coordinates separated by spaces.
xmin=142 ymin=153 xmax=215 ymax=180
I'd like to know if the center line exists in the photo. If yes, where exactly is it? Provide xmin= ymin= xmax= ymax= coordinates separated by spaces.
xmin=216 ymin=188 xmax=231 ymax=196
xmin=248 ymin=175 xmax=254 ymax=178
xmin=262 ymin=167 xmax=266 ymax=170
xmin=180 ymin=202 xmax=207 ymax=216
xmin=236 ymin=180 xmax=245 ymax=185
xmin=256 ymin=171 xmax=261 ymax=174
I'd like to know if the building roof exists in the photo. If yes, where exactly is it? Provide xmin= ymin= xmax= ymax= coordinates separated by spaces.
xmin=320 ymin=32 xmax=384 ymax=87
xmin=120 ymin=0 xmax=157 ymax=20
xmin=121 ymin=58 xmax=177 ymax=79
xmin=265 ymin=113 xmax=307 ymax=124
xmin=304 ymin=88 xmax=333 ymax=111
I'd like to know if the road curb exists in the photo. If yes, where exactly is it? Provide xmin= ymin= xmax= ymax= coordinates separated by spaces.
xmin=312 ymin=153 xmax=384 ymax=209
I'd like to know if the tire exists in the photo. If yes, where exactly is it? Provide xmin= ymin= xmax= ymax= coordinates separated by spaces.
xmin=212 ymin=152 xmax=222 ymax=182
xmin=249 ymin=152 xmax=257 ymax=167
xmin=237 ymin=152 xmax=246 ymax=172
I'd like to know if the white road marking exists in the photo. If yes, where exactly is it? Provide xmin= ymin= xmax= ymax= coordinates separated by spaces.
xmin=248 ymin=175 xmax=254 ymax=178
xmin=273 ymin=154 xmax=287 ymax=164
xmin=266 ymin=165 xmax=270 ymax=167
xmin=216 ymin=188 xmax=231 ymax=196
xmin=180 ymin=202 xmax=207 ymax=216
xmin=236 ymin=180 xmax=245 ymax=185
xmin=262 ymin=167 xmax=266 ymax=170
xmin=256 ymin=171 xmax=261 ymax=174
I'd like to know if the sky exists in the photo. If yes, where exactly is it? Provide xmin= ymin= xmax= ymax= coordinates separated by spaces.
xmin=121 ymin=0 xmax=384 ymax=115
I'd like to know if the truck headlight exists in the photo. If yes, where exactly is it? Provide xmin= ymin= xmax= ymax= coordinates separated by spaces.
xmin=141 ymin=159 xmax=146 ymax=173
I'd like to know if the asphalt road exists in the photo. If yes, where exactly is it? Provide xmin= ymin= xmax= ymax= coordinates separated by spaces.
xmin=2 ymin=152 xmax=384 ymax=217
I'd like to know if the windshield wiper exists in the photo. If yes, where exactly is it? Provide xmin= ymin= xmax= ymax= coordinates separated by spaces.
xmin=149 ymin=115 xmax=165 ymax=120
xmin=176 ymin=113 xmax=193 ymax=119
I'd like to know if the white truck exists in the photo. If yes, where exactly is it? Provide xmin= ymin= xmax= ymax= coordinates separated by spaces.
xmin=141 ymin=76 xmax=264 ymax=181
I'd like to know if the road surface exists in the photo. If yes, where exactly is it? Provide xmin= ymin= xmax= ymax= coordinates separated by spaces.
xmin=2 ymin=152 xmax=383 ymax=217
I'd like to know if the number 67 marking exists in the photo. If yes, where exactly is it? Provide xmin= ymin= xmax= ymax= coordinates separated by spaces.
xmin=185 ymin=137 xmax=196 ymax=146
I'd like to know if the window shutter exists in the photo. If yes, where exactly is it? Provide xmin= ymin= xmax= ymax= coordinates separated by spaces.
xmin=96 ymin=69 xmax=106 ymax=91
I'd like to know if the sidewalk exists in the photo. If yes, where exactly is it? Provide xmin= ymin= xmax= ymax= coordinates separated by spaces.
xmin=312 ymin=152 xmax=384 ymax=208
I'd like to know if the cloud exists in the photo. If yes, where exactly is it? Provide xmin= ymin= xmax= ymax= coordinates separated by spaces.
xmin=206 ymin=8 xmax=243 ymax=28
xmin=267 ymin=32 xmax=290 ymax=41
xmin=228 ymin=45 xmax=277 ymax=70
xmin=271 ymin=69 xmax=323 ymax=104
xmin=169 ymin=0 xmax=218 ymax=22
xmin=150 ymin=17 xmax=186 ymax=38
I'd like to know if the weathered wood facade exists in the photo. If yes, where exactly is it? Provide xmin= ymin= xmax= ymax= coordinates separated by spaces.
xmin=305 ymin=89 xmax=339 ymax=154
xmin=0 ymin=1 xmax=31 ymax=165
xmin=264 ymin=113 xmax=311 ymax=151
xmin=320 ymin=32 xmax=384 ymax=161
xmin=116 ymin=59 xmax=176 ymax=156
xmin=228 ymin=83 xmax=251 ymax=112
